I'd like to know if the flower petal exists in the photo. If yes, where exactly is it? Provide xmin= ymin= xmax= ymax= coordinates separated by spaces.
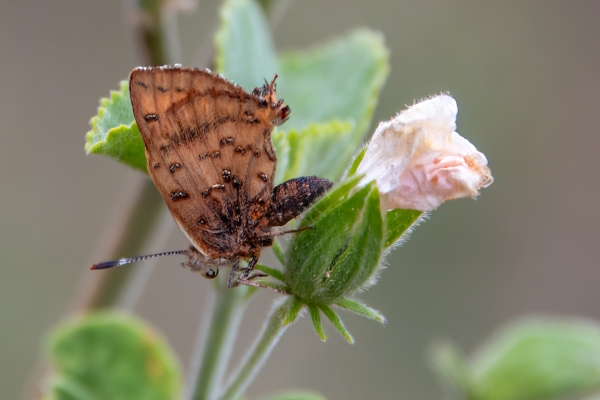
xmin=357 ymin=94 xmax=492 ymax=211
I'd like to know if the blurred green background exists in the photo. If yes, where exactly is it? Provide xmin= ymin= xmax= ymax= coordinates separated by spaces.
xmin=2 ymin=1 xmax=600 ymax=399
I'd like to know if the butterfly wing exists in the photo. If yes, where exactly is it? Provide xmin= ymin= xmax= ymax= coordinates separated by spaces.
xmin=129 ymin=66 xmax=289 ymax=259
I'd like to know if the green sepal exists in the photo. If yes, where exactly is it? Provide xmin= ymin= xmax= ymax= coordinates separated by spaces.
xmin=298 ymin=175 xmax=362 ymax=228
xmin=261 ymin=391 xmax=328 ymax=400
xmin=283 ymin=297 xmax=304 ymax=325
xmin=319 ymin=304 xmax=354 ymax=344
xmin=285 ymin=182 xmax=373 ymax=303
xmin=320 ymin=186 xmax=383 ymax=301
xmin=272 ymin=240 xmax=285 ymax=265
xmin=383 ymin=209 xmax=423 ymax=248
xmin=344 ymin=147 xmax=367 ymax=178
xmin=46 ymin=312 xmax=181 ymax=400
xmin=334 ymin=298 xmax=386 ymax=324
xmin=255 ymin=263 xmax=285 ymax=283
xmin=85 ymin=82 xmax=146 ymax=172
xmin=214 ymin=0 xmax=278 ymax=91
xmin=308 ymin=304 xmax=327 ymax=342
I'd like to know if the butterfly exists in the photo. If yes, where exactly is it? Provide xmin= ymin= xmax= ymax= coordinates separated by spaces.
xmin=92 ymin=66 xmax=333 ymax=289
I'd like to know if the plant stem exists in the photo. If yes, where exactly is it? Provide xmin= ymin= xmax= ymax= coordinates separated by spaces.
xmin=125 ymin=0 xmax=168 ymax=66
xmin=219 ymin=296 xmax=296 ymax=400
xmin=186 ymin=278 xmax=250 ymax=400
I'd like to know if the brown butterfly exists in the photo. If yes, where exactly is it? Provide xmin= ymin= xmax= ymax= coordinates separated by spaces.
xmin=92 ymin=66 xmax=332 ymax=289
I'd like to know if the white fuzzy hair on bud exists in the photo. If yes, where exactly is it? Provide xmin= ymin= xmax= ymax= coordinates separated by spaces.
xmin=356 ymin=94 xmax=493 ymax=211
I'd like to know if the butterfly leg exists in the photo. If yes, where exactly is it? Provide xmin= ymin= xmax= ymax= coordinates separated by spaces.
xmin=228 ymin=257 xmax=290 ymax=294
xmin=256 ymin=225 xmax=313 ymax=239
xmin=227 ymin=259 xmax=240 ymax=288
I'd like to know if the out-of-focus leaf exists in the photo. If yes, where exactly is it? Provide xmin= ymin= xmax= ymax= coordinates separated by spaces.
xmin=85 ymin=82 xmax=146 ymax=172
xmin=279 ymin=120 xmax=354 ymax=182
xmin=471 ymin=318 xmax=600 ymax=400
xmin=429 ymin=342 xmax=473 ymax=400
xmin=434 ymin=317 xmax=600 ymax=400
xmin=214 ymin=0 xmax=278 ymax=91
xmin=47 ymin=312 xmax=181 ymax=400
xmin=277 ymin=29 xmax=389 ymax=178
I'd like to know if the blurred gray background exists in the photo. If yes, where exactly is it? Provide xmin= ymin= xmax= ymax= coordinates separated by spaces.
xmin=2 ymin=1 xmax=600 ymax=399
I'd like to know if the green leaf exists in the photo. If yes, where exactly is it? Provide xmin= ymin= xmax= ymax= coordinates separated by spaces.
xmin=279 ymin=120 xmax=354 ymax=182
xmin=319 ymin=304 xmax=354 ymax=344
xmin=308 ymin=304 xmax=327 ymax=342
xmin=85 ymin=82 xmax=146 ymax=172
xmin=334 ymin=298 xmax=386 ymax=324
xmin=47 ymin=312 xmax=181 ymax=400
xmin=277 ymin=29 xmax=389 ymax=178
xmin=285 ymin=183 xmax=372 ymax=303
xmin=261 ymin=391 xmax=328 ymax=400
xmin=283 ymin=297 xmax=305 ymax=325
xmin=384 ymin=209 xmax=423 ymax=248
xmin=471 ymin=318 xmax=600 ymax=400
xmin=214 ymin=0 xmax=278 ymax=91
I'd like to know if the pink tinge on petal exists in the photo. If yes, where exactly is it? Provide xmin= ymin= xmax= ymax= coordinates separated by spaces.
xmin=382 ymin=155 xmax=491 ymax=211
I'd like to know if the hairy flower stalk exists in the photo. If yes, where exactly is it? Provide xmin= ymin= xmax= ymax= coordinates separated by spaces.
xmin=356 ymin=94 xmax=493 ymax=211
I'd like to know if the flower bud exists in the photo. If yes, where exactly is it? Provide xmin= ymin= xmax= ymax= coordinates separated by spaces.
xmin=356 ymin=94 xmax=493 ymax=211
xmin=284 ymin=178 xmax=384 ymax=304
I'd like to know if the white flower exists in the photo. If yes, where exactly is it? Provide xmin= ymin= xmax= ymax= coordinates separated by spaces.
xmin=356 ymin=94 xmax=493 ymax=211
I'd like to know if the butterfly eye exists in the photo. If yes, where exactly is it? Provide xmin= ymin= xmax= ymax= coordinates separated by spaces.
xmin=203 ymin=268 xmax=218 ymax=279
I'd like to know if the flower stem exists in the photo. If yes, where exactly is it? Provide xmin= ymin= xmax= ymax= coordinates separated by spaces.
xmin=186 ymin=278 xmax=250 ymax=400
xmin=219 ymin=296 xmax=296 ymax=400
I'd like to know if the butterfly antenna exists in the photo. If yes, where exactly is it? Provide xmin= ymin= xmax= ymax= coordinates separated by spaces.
xmin=91 ymin=250 xmax=189 ymax=270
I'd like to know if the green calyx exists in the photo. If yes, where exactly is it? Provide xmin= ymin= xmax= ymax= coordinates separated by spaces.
xmin=285 ymin=178 xmax=383 ymax=304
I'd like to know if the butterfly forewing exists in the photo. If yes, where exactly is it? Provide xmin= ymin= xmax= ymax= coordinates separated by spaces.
xmin=130 ymin=67 xmax=282 ymax=259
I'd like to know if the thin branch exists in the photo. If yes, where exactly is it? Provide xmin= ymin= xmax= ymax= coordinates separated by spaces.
xmin=185 ymin=281 xmax=250 ymax=400
xmin=219 ymin=297 xmax=297 ymax=400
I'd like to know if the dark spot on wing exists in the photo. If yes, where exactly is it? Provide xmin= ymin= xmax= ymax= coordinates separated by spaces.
xmin=170 ymin=191 xmax=188 ymax=201
xmin=169 ymin=163 xmax=181 ymax=173
xmin=232 ymin=176 xmax=242 ymax=188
